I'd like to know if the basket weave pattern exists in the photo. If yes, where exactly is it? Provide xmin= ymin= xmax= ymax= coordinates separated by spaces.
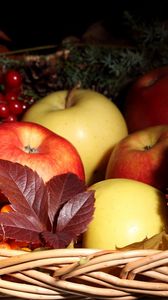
xmin=0 ymin=248 xmax=168 ymax=299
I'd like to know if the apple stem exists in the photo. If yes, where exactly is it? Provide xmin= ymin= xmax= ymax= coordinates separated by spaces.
xmin=24 ymin=145 xmax=38 ymax=154
xmin=144 ymin=145 xmax=152 ymax=151
xmin=65 ymin=82 xmax=81 ymax=108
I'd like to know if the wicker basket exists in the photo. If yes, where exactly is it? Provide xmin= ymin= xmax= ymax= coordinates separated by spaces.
xmin=0 ymin=247 xmax=167 ymax=299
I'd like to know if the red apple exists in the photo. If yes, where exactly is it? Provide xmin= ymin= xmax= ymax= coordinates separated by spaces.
xmin=105 ymin=125 xmax=168 ymax=191
xmin=124 ymin=66 xmax=168 ymax=132
xmin=0 ymin=121 xmax=85 ymax=182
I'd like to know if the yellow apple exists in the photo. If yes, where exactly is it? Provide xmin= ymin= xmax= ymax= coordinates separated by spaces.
xmin=82 ymin=178 xmax=168 ymax=249
xmin=22 ymin=89 xmax=128 ymax=184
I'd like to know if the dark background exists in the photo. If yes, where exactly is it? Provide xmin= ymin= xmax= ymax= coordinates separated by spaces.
xmin=0 ymin=0 xmax=168 ymax=50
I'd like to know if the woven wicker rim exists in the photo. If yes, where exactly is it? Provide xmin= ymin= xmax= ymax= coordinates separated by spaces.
xmin=0 ymin=248 xmax=167 ymax=299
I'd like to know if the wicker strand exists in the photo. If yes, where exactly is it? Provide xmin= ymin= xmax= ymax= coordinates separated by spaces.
xmin=55 ymin=250 xmax=160 ymax=279
xmin=140 ymin=269 xmax=168 ymax=282
xmin=85 ymin=271 xmax=168 ymax=295
xmin=0 ymin=249 xmax=167 ymax=299
xmin=120 ymin=250 xmax=168 ymax=279
xmin=154 ymin=266 xmax=168 ymax=276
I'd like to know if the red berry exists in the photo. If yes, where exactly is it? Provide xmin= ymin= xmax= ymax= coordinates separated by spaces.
xmin=21 ymin=102 xmax=28 ymax=112
xmin=8 ymin=100 xmax=23 ymax=115
xmin=5 ymin=91 xmax=19 ymax=102
xmin=0 ymin=103 xmax=9 ymax=118
xmin=3 ymin=114 xmax=17 ymax=122
xmin=5 ymin=70 xmax=22 ymax=90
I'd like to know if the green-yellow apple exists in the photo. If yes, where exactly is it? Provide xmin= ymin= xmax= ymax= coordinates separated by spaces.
xmin=105 ymin=125 xmax=168 ymax=191
xmin=124 ymin=66 xmax=168 ymax=132
xmin=82 ymin=178 xmax=168 ymax=250
xmin=0 ymin=121 xmax=85 ymax=182
xmin=22 ymin=89 xmax=128 ymax=184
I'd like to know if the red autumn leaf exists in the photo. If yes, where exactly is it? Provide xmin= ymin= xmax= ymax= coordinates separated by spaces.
xmin=0 ymin=159 xmax=48 ymax=227
xmin=47 ymin=172 xmax=86 ymax=227
xmin=40 ymin=231 xmax=59 ymax=249
xmin=42 ymin=191 xmax=95 ymax=248
xmin=57 ymin=191 xmax=95 ymax=248
xmin=56 ymin=192 xmax=95 ymax=232
xmin=0 ymin=160 xmax=48 ymax=245
xmin=0 ymin=212 xmax=41 ymax=244
xmin=0 ymin=159 xmax=95 ymax=249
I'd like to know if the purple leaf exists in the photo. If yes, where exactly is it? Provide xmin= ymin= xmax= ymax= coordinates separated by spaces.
xmin=0 ymin=160 xmax=48 ymax=227
xmin=0 ymin=212 xmax=41 ymax=244
xmin=47 ymin=173 xmax=86 ymax=226
xmin=41 ymin=231 xmax=59 ymax=249
xmin=0 ymin=160 xmax=95 ymax=249
xmin=55 ymin=191 xmax=95 ymax=248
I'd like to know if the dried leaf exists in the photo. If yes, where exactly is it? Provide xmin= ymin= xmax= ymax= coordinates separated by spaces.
xmin=117 ymin=231 xmax=168 ymax=251
xmin=160 ymin=231 xmax=168 ymax=250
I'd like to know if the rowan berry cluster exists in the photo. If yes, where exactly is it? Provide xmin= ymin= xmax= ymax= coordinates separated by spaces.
xmin=0 ymin=69 xmax=34 ymax=122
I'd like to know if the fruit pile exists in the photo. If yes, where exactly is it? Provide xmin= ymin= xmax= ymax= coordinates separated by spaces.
xmin=0 ymin=69 xmax=35 ymax=122
xmin=21 ymin=67 xmax=168 ymax=251
xmin=0 ymin=63 xmax=167 ymax=254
